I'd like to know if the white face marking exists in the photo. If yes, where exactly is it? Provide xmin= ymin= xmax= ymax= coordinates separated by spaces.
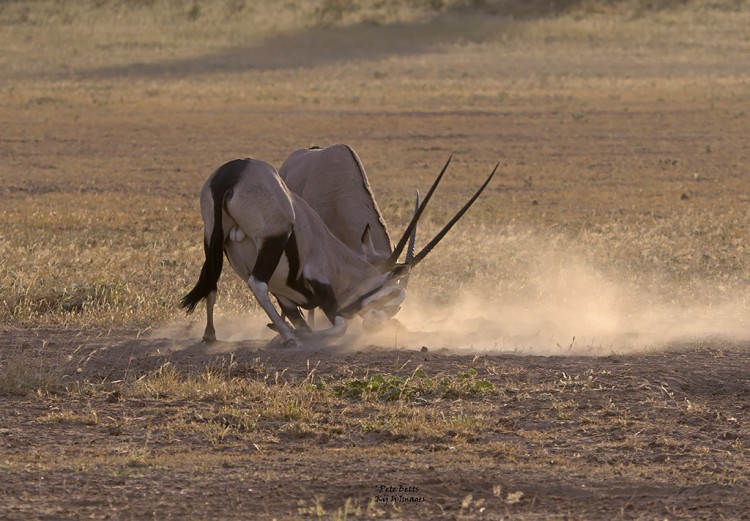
xmin=361 ymin=285 xmax=406 ymax=310
xmin=356 ymin=285 xmax=406 ymax=319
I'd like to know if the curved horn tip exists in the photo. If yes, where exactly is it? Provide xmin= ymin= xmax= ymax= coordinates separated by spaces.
xmin=405 ymin=190 xmax=420 ymax=264
xmin=410 ymin=162 xmax=498 ymax=267
xmin=386 ymin=156 xmax=454 ymax=267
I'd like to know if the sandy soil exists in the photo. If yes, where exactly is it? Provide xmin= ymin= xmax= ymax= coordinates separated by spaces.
xmin=2 ymin=327 xmax=749 ymax=520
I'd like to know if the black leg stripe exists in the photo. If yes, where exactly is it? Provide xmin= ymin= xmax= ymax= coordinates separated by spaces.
xmin=308 ymin=280 xmax=339 ymax=324
xmin=283 ymin=230 xmax=315 ymax=303
xmin=252 ymin=233 xmax=289 ymax=283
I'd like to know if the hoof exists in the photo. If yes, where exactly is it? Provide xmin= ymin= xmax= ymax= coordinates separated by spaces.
xmin=294 ymin=325 xmax=313 ymax=338
xmin=282 ymin=336 xmax=302 ymax=348
xmin=202 ymin=326 xmax=217 ymax=343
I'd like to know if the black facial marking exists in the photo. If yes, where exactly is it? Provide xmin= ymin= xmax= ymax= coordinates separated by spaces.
xmin=337 ymin=281 xmax=396 ymax=318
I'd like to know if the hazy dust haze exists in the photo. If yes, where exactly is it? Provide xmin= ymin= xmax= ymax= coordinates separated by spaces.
xmin=369 ymin=278 xmax=750 ymax=356
xmin=368 ymin=227 xmax=750 ymax=355
xmin=159 ymin=228 xmax=750 ymax=356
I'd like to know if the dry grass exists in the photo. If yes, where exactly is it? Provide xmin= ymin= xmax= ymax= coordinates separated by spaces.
xmin=1 ymin=342 xmax=748 ymax=519
xmin=1 ymin=1 xmax=749 ymax=350
xmin=0 ymin=349 xmax=68 ymax=396
xmin=1 ymin=2 xmax=749 ymax=517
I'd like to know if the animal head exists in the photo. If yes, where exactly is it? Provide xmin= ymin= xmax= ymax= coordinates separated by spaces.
xmin=336 ymin=262 xmax=410 ymax=321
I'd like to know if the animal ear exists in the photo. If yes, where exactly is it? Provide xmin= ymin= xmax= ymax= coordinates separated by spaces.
xmin=361 ymin=224 xmax=377 ymax=260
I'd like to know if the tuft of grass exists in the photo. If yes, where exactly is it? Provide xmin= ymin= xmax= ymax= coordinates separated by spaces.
xmin=39 ymin=407 xmax=99 ymax=426
xmin=0 ymin=350 xmax=70 ymax=397
xmin=333 ymin=366 xmax=494 ymax=401
xmin=91 ymin=361 xmax=497 ymax=445
xmin=122 ymin=362 xmax=324 ymax=442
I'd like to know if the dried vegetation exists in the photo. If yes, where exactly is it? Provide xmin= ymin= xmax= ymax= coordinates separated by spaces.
xmin=1 ymin=0 xmax=750 ymax=519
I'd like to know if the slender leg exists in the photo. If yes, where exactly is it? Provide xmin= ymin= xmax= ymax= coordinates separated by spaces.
xmin=248 ymin=276 xmax=299 ymax=346
xmin=278 ymin=297 xmax=311 ymax=333
xmin=203 ymin=290 xmax=217 ymax=342
xmin=307 ymin=308 xmax=316 ymax=330
xmin=308 ymin=280 xmax=347 ymax=337
xmin=307 ymin=309 xmax=348 ymax=336
xmin=246 ymin=232 xmax=301 ymax=346
xmin=320 ymin=316 xmax=347 ymax=337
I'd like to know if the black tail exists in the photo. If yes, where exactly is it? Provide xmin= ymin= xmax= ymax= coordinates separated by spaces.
xmin=180 ymin=159 xmax=246 ymax=314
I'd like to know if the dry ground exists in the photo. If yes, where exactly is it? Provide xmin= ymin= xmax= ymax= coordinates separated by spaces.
xmin=1 ymin=0 xmax=750 ymax=519
xmin=2 ymin=328 xmax=750 ymax=520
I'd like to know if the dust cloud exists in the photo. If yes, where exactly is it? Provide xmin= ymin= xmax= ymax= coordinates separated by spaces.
xmin=158 ymin=231 xmax=750 ymax=356
xmin=365 ymin=249 xmax=750 ymax=355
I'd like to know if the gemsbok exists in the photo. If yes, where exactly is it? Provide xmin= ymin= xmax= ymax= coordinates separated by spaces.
xmin=181 ymin=155 xmax=496 ymax=346
xmin=279 ymin=144 xmax=394 ymax=268
xmin=280 ymin=144 xmax=419 ymax=328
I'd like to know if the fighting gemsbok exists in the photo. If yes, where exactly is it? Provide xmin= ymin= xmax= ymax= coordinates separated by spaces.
xmin=280 ymin=144 xmax=394 ymax=268
xmin=181 ymin=155 xmax=496 ymax=346
xmin=280 ymin=144 xmax=418 ymax=328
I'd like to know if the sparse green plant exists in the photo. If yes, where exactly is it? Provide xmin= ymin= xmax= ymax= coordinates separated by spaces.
xmin=1 ymin=0 xmax=749 ymax=518
xmin=333 ymin=366 xmax=494 ymax=401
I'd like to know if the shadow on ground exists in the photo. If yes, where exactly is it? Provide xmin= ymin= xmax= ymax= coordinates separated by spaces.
xmin=74 ymin=14 xmax=514 ymax=79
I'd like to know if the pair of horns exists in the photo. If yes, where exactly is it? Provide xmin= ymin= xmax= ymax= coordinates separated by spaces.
xmin=388 ymin=155 xmax=498 ymax=269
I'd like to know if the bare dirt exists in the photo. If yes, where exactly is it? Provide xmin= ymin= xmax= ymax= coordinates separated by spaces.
xmin=4 ymin=103 xmax=750 ymax=518
xmin=2 ymin=326 xmax=750 ymax=520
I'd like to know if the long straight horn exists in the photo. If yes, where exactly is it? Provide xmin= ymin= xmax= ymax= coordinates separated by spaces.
xmin=410 ymin=163 xmax=498 ymax=267
xmin=404 ymin=190 xmax=420 ymax=264
xmin=386 ymin=155 xmax=452 ymax=267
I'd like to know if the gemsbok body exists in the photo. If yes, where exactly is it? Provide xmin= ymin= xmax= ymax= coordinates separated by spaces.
xmin=280 ymin=144 xmax=393 ymax=267
xmin=181 ymin=155 xmax=497 ymax=346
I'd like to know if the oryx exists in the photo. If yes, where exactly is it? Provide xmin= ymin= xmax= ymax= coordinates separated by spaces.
xmin=180 ymin=156 xmax=496 ymax=346
xmin=279 ymin=144 xmax=394 ymax=268
xmin=279 ymin=144 xmax=418 ymax=328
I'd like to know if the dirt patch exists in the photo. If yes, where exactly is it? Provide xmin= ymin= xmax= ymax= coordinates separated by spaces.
xmin=2 ymin=327 xmax=749 ymax=519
